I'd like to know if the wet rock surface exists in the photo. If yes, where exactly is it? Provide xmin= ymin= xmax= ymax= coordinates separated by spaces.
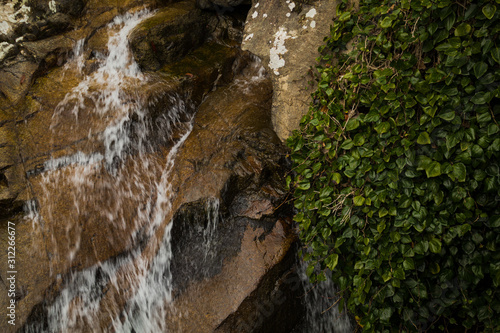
xmin=129 ymin=1 xmax=210 ymax=71
xmin=165 ymin=71 xmax=302 ymax=332
xmin=0 ymin=0 xmax=303 ymax=332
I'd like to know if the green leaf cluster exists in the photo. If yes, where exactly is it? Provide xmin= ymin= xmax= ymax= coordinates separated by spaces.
xmin=287 ymin=0 xmax=500 ymax=331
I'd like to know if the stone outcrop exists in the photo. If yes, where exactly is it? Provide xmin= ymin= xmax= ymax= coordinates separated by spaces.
xmin=0 ymin=1 xmax=304 ymax=332
xmin=241 ymin=0 xmax=339 ymax=141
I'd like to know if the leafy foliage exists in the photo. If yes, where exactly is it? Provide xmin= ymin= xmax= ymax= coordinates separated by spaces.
xmin=286 ymin=0 xmax=500 ymax=331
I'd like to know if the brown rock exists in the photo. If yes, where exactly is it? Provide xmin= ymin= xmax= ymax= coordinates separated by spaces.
xmin=129 ymin=1 xmax=210 ymax=71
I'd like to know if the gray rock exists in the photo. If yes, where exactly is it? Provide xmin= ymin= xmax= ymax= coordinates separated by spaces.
xmin=242 ymin=0 xmax=340 ymax=141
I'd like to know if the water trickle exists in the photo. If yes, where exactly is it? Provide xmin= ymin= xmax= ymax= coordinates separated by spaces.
xmin=297 ymin=255 xmax=353 ymax=332
xmin=202 ymin=198 xmax=220 ymax=262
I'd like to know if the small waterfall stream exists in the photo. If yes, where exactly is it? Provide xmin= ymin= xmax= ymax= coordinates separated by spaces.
xmin=296 ymin=257 xmax=353 ymax=333
xmin=24 ymin=9 xmax=199 ymax=332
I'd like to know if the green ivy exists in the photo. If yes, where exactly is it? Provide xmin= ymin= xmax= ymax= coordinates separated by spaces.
xmin=287 ymin=0 xmax=500 ymax=331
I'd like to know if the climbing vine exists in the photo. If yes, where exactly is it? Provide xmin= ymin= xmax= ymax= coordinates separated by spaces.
xmin=287 ymin=0 xmax=500 ymax=331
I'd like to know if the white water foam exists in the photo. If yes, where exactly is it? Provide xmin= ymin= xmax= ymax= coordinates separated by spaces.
xmin=297 ymin=254 xmax=353 ymax=332
xmin=24 ymin=8 xmax=198 ymax=332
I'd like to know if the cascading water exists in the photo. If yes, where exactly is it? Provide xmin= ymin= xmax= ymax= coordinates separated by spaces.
xmin=296 ymin=254 xmax=353 ymax=333
xmin=23 ymin=9 xmax=199 ymax=332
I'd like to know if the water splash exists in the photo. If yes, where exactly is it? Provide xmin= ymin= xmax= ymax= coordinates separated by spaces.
xmin=233 ymin=54 xmax=267 ymax=93
xmin=297 ymin=254 xmax=353 ymax=332
xmin=23 ymin=8 xmax=197 ymax=332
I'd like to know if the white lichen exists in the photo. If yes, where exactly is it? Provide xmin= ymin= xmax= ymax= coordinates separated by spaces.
xmin=49 ymin=0 xmax=57 ymax=13
xmin=286 ymin=13 xmax=291 ymax=17
xmin=252 ymin=11 xmax=258 ymax=19
xmin=244 ymin=33 xmax=254 ymax=41
xmin=269 ymin=27 xmax=292 ymax=75
xmin=263 ymin=14 xmax=268 ymax=18
xmin=255 ymin=3 xmax=259 ymax=8
xmin=0 ymin=42 xmax=15 ymax=62
xmin=0 ymin=21 xmax=10 ymax=35
xmin=288 ymin=2 xmax=295 ymax=11
xmin=306 ymin=8 xmax=317 ymax=18
xmin=7 ymin=1 xmax=31 ymax=24
xmin=310 ymin=20 xmax=316 ymax=28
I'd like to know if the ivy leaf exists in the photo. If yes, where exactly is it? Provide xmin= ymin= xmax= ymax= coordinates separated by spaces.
xmin=473 ymin=62 xmax=488 ymax=79
xmin=491 ymin=48 xmax=500 ymax=64
xmin=346 ymin=118 xmax=360 ymax=131
xmin=394 ymin=267 xmax=406 ymax=280
xmin=380 ymin=307 xmax=393 ymax=322
xmin=454 ymin=23 xmax=471 ymax=36
xmin=338 ymin=11 xmax=351 ymax=22
xmin=490 ymin=215 xmax=500 ymax=228
xmin=297 ymin=181 xmax=310 ymax=190
xmin=332 ymin=173 xmax=342 ymax=185
xmin=482 ymin=3 xmax=497 ymax=19
xmin=471 ymin=91 xmax=491 ymax=105
xmin=438 ymin=110 xmax=455 ymax=122
xmin=417 ymin=132 xmax=431 ymax=145
xmin=425 ymin=161 xmax=442 ymax=178
xmin=403 ymin=258 xmax=415 ymax=270
xmin=417 ymin=155 xmax=433 ymax=171
xmin=429 ymin=238 xmax=442 ymax=254
xmin=341 ymin=139 xmax=354 ymax=150
xmin=375 ymin=122 xmax=391 ymax=134
xmin=452 ymin=163 xmax=466 ymax=182
xmin=380 ymin=17 xmax=393 ymax=28
xmin=444 ymin=12 xmax=456 ymax=31
xmin=306 ymin=263 xmax=315 ymax=277
xmin=326 ymin=253 xmax=339 ymax=270
xmin=429 ymin=262 xmax=440 ymax=274
xmin=354 ymin=195 xmax=365 ymax=206
xmin=353 ymin=133 xmax=366 ymax=146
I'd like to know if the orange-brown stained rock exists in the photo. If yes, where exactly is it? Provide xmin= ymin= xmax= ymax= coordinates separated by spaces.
xmin=0 ymin=2 xmax=298 ymax=332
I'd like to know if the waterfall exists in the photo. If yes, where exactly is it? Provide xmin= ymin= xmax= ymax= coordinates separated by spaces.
xmin=202 ymin=198 xmax=220 ymax=263
xmin=296 ymin=254 xmax=353 ymax=333
xmin=23 ymin=8 xmax=196 ymax=332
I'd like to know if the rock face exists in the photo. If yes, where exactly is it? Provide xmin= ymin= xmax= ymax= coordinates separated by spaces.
xmin=242 ymin=0 xmax=339 ymax=141
xmin=0 ymin=1 xmax=303 ymax=332
xmin=129 ymin=1 xmax=210 ymax=71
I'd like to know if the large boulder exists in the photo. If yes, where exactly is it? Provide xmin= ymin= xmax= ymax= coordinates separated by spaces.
xmin=164 ymin=63 xmax=301 ymax=332
xmin=242 ymin=0 xmax=340 ymax=141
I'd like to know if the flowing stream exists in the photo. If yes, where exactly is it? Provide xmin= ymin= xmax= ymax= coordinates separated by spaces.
xmin=24 ymin=9 xmax=203 ymax=332
xmin=296 ymin=257 xmax=353 ymax=333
